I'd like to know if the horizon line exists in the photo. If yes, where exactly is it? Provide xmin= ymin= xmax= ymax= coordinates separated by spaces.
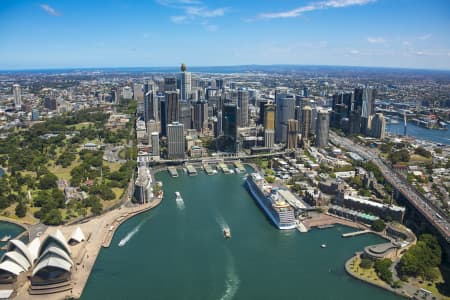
xmin=1 ymin=63 xmax=450 ymax=73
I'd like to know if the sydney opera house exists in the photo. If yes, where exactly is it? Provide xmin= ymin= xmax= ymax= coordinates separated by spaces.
xmin=0 ymin=227 xmax=85 ymax=295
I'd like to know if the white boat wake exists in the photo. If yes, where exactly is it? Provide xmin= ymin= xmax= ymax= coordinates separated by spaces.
xmin=176 ymin=199 xmax=185 ymax=210
xmin=118 ymin=215 xmax=152 ymax=247
xmin=219 ymin=252 xmax=240 ymax=300
xmin=216 ymin=215 xmax=229 ymax=231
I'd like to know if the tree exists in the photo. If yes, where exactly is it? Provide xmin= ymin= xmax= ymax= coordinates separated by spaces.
xmin=91 ymin=198 xmax=103 ymax=215
xmin=42 ymin=208 xmax=63 ymax=225
xmin=359 ymin=258 xmax=373 ymax=269
xmin=15 ymin=201 xmax=27 ymax=218
xmin=39 ymin=172 xmax=58 ymax=190
xmin=371 ymin=219 xmax=386 ymax=232
xmin=374 ymin=259 xmax=393 ymax=284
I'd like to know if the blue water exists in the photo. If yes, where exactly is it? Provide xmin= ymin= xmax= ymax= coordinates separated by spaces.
xmin=387 ymin=122 xmax=450 ymax=145
xmin=0 ymin=221 xmax=24 ymax=255
xmin=82 ymin=169 xmax=402 ymax=300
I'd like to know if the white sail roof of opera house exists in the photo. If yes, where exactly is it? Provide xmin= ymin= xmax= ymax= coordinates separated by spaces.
xmin=0 ymin=260 xmax=25 ymax=275
xmin=39 ymin=229 xmax=71 ymax=256
xmin=32 ymin=255 xmax=72 ymax=276
xmin=38 ymin=246 xmax=73 ymax=266
xmin=68 ymin=226 xmax=86 ymax=244
xmin=1 ymin=251 xmax=31 ymax=271
xmin=28 ymin=237 xmax=41 ymax=262
xmin=7 ymin=240 xmax=33 ymax=265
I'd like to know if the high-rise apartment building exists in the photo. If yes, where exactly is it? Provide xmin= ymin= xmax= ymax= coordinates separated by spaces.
xmin=12 ymin=84 xmax=22 ymax=108
xmin=151 ymin=132 xmax=160 ymax=156
xmin=179 ymin=64 xmax=191 ymax=101
xmin=287 ymin=119 xmax=299 ymax=149
xmin=301 ymin=106 xmax=312 ymax=143
xmin=315 ymin=110 xmax=330 ymax=148
xmin=370 ymin=113 xmax=386 ymax=139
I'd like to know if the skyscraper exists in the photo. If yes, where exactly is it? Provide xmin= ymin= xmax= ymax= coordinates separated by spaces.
xmin=165 ymin=91 xmax=179 ymax=125
xmin=167 ymin=122 xmax=185 ymax=159
xmin=275 ymin=94 xmax=295 ymax=144
xmin=315 ymin=110 xmax=330 ymax=148
xmin=361 ymin=88 xmax=376 ymax=135
xmin=264 ymin=103 xmax=275 ymax=130
xmin=151 ymin=132 xmax=160 ymax=156
xmin=178 ymin=101 xmax=192 ymax=131
xmin=287 ymin=119 xmax=299 ymax=149
xmin=265 ymin=130 xmax=275 ymax=149
xmin=237 ymin=88 xmax=249 ymax=127
xmin=301 ymin=106 xmax=312 ymax=144
xmin=164 ymin=77 xmax=177 ymax=92
xmin=193 ymin=100 xmax=208 ymax=132
xmin=258 ymin=99 xmax=268 ymax=125
xmin=12 ymin=84 xmax=22 ymax=108
xmin=222 ymin=103 xmax=239 ymax=152
xmin=370 ymin=113 xmax=386 ymax=139
xmin=179 ymin=64 xmax=191 ymax=101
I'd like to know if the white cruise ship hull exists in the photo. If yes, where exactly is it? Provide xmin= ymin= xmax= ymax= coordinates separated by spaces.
xmin=246 ymin=178 xmax=296 ymax=230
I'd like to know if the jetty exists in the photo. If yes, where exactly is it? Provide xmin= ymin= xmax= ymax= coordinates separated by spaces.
xmin=167 ymin=166 xmax=178 ymax=178
xmin=202 ymin=163 xmax=216 ymax=175
xmin=218 ymin=163 xmax=231 ymax=174
xmin=233 ymin=161 xmax=246 ymax=173
xmin=185 ymin=164 xmax=197 ymax=176
xmin=342 ymin=229 xmax=371 ymax=238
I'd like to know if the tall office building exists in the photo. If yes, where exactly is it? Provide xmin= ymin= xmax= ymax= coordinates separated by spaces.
xmin=361 ymin=88 xmax=376 ymax=135
xmin=178 ymin=101 xmax=192 ymax=131
xmin=179 ymin=64 xmax=191 ymax=101
xmin=301 ymin=106 xmax=312 ymax=143
xmin=167 ymin=122 xmax=185 ymax=159
xmin=166 ymin=91 xmax=179 ymax=125
xmin=258 ymin=99 xmax=268 ymax=125
xmin=151 ymin=132 xmax=160 ymax=156
xmin=315 ymin=110 xmax=330 ymax=148
xmin=275 ymin=94 xmax=295 ymax=143
xmin=215 ymin=79 xmax=224 ymax=90
xmin=122 ymin=86 xmax=133 ymax=99
xmin=237 ymin=88 xmax=249 ymax=127
xmin=287 ymin=119 xmax=299 ymax=149
xmin=133 ymin=83 xmax=144 ymax=101
xmin=193 ymin=100 xmax=208 ymax=132
xmin=164 ymin=77 xmax=177 ymax=92
xmin=222 ymin=103 xmax=239 ymax=152
xmin=216 ymin=110 xmax=223 ymax=136
xmin=12 ymin=84 xmax=22 ymax=108
xmin=265 ymin=130 xmax=275 ymax=149
xmin=143 ymin=91 xmax=155 ymax=123
xmin=370 ymin=113 xmax=386 ymax=139
xmin=264 ymin=103 xmax=275 ymax=130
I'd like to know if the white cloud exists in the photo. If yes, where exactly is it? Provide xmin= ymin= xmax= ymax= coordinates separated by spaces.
xmin=185 ymin=7 xmax=226 ymax=18
xmin=254 ymin=0 xmax=375 ymax=20
xmin=40 ymin=4 xmax=60 ymax=16
xmin=349 ymin=49 xmax=360 ymax=55
xmin=417 ymin=34 xmax=432 ymax=41
xmin=402 ymin=41 xmax=411 ymax=46
xmin=367 ymin=37 xmax=386 ymax=44
xmin=170 ymin=16 xmax=189 ymax=24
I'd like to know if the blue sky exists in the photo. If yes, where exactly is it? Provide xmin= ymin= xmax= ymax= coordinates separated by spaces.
xmin=0 ymin=0 xmax=449 ymax=70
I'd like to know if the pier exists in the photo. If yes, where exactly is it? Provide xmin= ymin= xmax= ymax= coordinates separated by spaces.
xmin=218 ymin=163 xmax=231 ymax=174
xmin=342 ymin=230 xmax=371 ymax=238
xmin=202 ymin=163 xmax=216 ymax=175
xmin=185 ymin=164 xmax=197 ymax=176
xmin=233 ymin=161 xmax=246 ymax=173
xmin=167 ymin=166 xmax=178 ymax=177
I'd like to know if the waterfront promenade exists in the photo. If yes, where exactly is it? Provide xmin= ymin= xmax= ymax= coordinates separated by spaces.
xmin=12 ymin=197 xmax=162 ymax=300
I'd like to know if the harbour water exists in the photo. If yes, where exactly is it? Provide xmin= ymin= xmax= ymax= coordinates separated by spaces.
xmin=387 ymin=122 xmax=450 ymax=145
xmin=81 ymin=169 xmax=402 ymax=300
xmin=0 ymin=221 xmax=24 ymax=255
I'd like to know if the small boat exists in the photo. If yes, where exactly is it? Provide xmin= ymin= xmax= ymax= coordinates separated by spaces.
xmin=223 ymin=228 xmax=231 ymax=239
xmin=321 ymin=244 xmax=327 ymax=248
xmin=1 ymin=235 xmax=11 ymax=242
xmin=175 ymin=191 xmax=183 ymax=202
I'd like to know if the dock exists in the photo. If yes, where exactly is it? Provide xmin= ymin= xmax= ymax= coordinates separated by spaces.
xmin=218 ymin=163 xmax=232 ymax=174
xmin=342 ymin=229 xmax=371 ymax=238
xmin=185 ymin=164 xmax=197 ymax=176
xmin=233 ymin=161 xmax=246 ymax=173
xmin=202 ymin=163 xmax=216 ymax=175
xmin=167 ymin=166 xmax=178 ymax=178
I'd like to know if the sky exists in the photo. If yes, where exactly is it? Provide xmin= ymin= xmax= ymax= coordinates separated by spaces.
xmin=0 ymin=0 xmax=450 ymax=70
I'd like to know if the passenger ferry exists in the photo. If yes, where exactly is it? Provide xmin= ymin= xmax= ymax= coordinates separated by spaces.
xmin=246 ymin=173 xmax=296 ymax=230
xmin=223 ymin=228 xmax=231 ymax=239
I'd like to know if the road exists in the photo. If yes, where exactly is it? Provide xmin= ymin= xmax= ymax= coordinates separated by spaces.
xmin=330 ymin=131 xmax=450 ymax=243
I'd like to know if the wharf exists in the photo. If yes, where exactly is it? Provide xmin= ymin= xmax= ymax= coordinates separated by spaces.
xmin=202 ymin=163 xmax=216 ymax=175
xmin=218 ymin=163 xmax=231 ymax=174
xmin=185 ymin=164 xmax=197 ymax=176
xmin=167 ymin=166 xmax=178 ymax=177
xmin=233 ymin=161 xmax=246 ymax=173
xmin=342 ymin=230 xmax=371 ymax=238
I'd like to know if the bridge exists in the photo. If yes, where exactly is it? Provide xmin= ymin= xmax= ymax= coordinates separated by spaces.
xmin=330 ymin=132 xmax=450 ymax=244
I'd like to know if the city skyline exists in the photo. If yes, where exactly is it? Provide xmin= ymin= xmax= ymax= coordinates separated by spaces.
xmin=1 ymin=0 xmax=450 ymax=70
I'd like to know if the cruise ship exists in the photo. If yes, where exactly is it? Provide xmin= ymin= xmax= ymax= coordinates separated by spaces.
xmin=246 ymin=173 xmax=296 ymax=230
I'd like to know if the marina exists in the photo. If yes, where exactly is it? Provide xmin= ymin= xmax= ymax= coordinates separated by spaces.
xmin=202 ymin=163 xmax=216 ymax=175
xmin=167 ymin=166 xmax=178 ymax=178
xmin=185 ymin=164 xmax=197 ymax=176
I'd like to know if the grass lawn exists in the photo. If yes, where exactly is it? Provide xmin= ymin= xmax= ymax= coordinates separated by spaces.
xmin=410 ymin=270 xmax=450 ymax=300
xmin=1 ymin=203 xmax=39 ymax=225
xmin=48 ymin=157 xmax=80 ymax=181
xmin=409 ymin=154 xmax=432 ymax=164
xmin=68 ymin=122 xmax=95 ymax=130
xmin=349 ymin=256 xmax=384 ymax=285
xmin=104 ymin=161 xmax=122 ymax=172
